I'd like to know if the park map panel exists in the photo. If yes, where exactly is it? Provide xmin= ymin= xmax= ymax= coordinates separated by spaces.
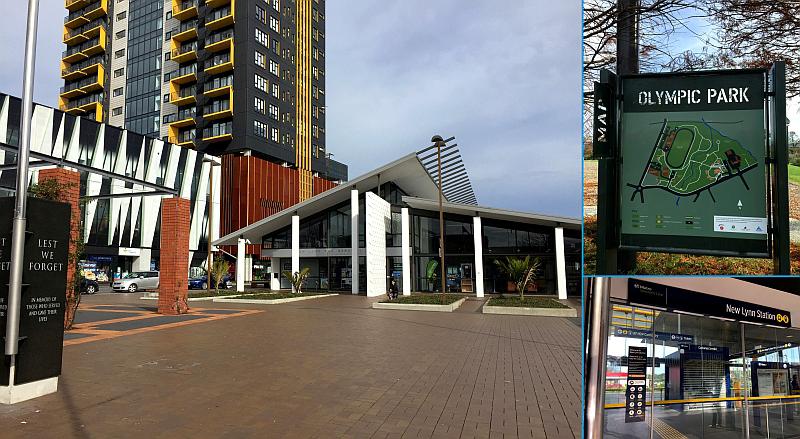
xmin=619 ymin=73 xmax=768 ymax=244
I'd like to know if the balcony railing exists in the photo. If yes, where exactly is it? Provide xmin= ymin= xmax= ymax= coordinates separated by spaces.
xmin=203 ymin=74 xmax=233 ymax=92
xmin=177 ymin=19 xmax=198 ymax=35
xmin=205 ymin=29 xmax=233 ymax=46
xmin=207 ymin=6 xmax=232 ymax=23
xmin=62 ymin=37 xmax=101 ymax=58
xmin=62 ymin=57 xmax=103 ymax=76
xmin=204 ymin=53 xmax=231 ymax=69
xmin=177 ymin=107 xmax=196 ymax=120
xmin=64 ymin=0 xmax=103 ymax=24
xmin=64 ymin=93 xmax=103 ymax=110
xmin=202 ymin=122 xmax=232 ymax=139
xmin=64 ymin=18 xmax=105 ymax=41
xmin=61 ymin=75 xmax=100 ymax=94
xmin=202 ymin=100 xmax=230 ymax=116
xmin=177 ymin=130 xmax=196 ymax=143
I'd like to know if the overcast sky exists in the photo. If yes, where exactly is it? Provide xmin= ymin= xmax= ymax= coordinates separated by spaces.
xmin=0 ymin=1 xmax=582 ymax=218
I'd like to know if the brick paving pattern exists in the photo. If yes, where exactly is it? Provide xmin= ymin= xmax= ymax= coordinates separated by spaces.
xmin=0 ymin=294 xmax=581 ymax=438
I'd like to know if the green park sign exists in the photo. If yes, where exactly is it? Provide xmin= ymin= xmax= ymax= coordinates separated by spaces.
xmin=594 ymin=64 xmax=790 ymax=274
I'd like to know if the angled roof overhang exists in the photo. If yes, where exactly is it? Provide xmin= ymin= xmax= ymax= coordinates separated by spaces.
xmin=401 ymin=196 xmax=581 ymax=229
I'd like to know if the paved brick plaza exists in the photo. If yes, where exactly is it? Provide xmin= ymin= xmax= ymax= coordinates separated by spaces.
xmin=0 ymin=294 xmax=581 ymax=438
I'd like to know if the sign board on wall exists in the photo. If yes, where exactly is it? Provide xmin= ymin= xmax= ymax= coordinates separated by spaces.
xmin=0 ymin=197 xmax=70 ymax=386
xmin=365 ymin=192 xmax=390 ymax=297
xmin=619 ymin=71 xmax=768 ymax=255
xmin=628 ymin=279 xmax=792 ymax=328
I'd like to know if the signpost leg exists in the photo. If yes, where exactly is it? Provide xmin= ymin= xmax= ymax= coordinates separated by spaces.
xmin=771 ymin=61 xmax=791 ymax=274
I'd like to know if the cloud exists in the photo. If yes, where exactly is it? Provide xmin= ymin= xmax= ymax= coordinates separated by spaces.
xmin=0 ymin=1 xmax=583 ymax=218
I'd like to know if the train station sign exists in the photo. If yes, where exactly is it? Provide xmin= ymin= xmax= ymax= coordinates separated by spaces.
xmin=628 ymin=279 xmax=792 ymax=328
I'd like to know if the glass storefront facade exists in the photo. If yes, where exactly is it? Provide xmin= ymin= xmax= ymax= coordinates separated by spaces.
xmin=259 ymin=183 xmax=580 ymax=296
xmin=604 ymin=302 xmax=800 ymax=438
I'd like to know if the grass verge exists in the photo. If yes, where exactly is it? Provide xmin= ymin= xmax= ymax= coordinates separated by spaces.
xmin=486 ymin=296 xmax=569 ymax=308
xmin=790 ymin=164 xmax=800 ymax=185
xmin=380 ymin=294 xmax=463 ymax=305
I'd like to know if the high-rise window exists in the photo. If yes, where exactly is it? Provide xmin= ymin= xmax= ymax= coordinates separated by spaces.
xmin=254 ymin=120 xmax=267 ymax=138
xmin=254 ymin=97 xmax=266 ymax=115
xmin=255 ymin=5 xmax=266 ymax=24
xmin=255 ymin=51 xmax=266 ymax=69
xmin=113 ymin=87 xmax=124 ymax=97
xmin=269 ymin=60 xmax=279 ymax=76
xmin=269 ymin=16 xmax=280 ymax=33
xmin=269 ymin=104 xmax=278 ymax=120
xmin=255 ymin=28 xmax=268 ymax=47
xmin=271 ymin=83 xmax=279 ymax=98
xmin=270 ymin=127 xmax=279 ymax=142
xmin=255 ymin=73 xmax=268 ymax=92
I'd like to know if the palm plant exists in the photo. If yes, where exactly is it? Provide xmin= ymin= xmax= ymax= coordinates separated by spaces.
xmin=493 ymin=256 xmax=541 ymax=299
xmin=282 ymin=267 xmax=311 ymax=294
xmin=210 ymin=256 xmax=230 ymax=294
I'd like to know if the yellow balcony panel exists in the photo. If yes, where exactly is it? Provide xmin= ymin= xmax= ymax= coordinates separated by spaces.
xmin=204 ymin=60 xmax=232 ymax=76
xmin=172 ymin=4 xmax=198 ymax=21
xmin=83 ymin=0 xmax=109 ymax=21
xmin=64 ymin=15 xmax=90 ymax=29
xmin=60 ymin=88 xmax=86 ymax=100
xmin=63 ymin=29 xmax=89 ymax=46
xmin=82 ymin=24 xmax=105 ymax=40
xmin=202 ymin=132 xmax=232 ymax=142
xmin=170 ymin=117 xmax=196 ymax=129
xmin=80 ymin=80 xmax=103 ymax=94
xmin=205 ymin=13 xmax=233 ymax=32
xmin=171 ymin=93 xmax=196 ymax=107
xmin=203 ymin=108 xmax=232 ymax=121
xmin=171 ymin=27 xmax=197 ymax=43
xmin=169 ymin=135 xmax=196 ymax=147
xmin=170 ymin=72 xmax=197 ymax=86
xmin=81 ymin=62 xmax=103 ymax=76
xmin=81 ymin=41 xmax=106 ymax=57
xmin=64 ymin=107 xmax=85 ymax=116
xmin=62 ymin=68 xmax=86 ymax=81
xmin=205 ymin=0 xmax=231 ymax=8
xmin=203 ymin=84 xmax=231 ymax=98
xmin=205 ymin=37 xmax=232 ymax=53
xmin=65 ymin=0 xmax=90 ymax=12
xmin=62 ymin=51 xmax=88 ymax=64
xmin=171 ymin=48 xmax=197 ymax=64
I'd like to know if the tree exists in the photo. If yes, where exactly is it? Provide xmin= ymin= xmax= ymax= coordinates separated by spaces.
xmin=708 ymin=1 xmax=800 ymax=96
xmin=209 ymin=256 xmax=230 ymax=294
xmin=282 ymin=267 xmax=311 ymax=294
xmin=493 ymin=256 xmax=542 ymax=300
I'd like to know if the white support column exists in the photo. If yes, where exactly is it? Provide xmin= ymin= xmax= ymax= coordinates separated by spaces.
xmin=555 ymin=227 xmax=567 ymax=300
xmin=350 ymin=189 xmax=359 ymax=295
xmin=132 ymin=249 xmax=152 ymax=272
xmin=236 ymin=238 xmax=245 ymax=292
xmin=473 ymin=216 xmax=484 ymax=298
xmin=401 ymin=208 xmax=411 ymax=295
xmin=291 ymin=215 xmax=300 ymax=293
xmin=270 ymin=257 xmax=281 ymax=290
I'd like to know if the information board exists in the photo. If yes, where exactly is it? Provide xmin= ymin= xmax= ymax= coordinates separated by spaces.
xmin=625 ymin=346 xmax=647 ymax=423
xmin=0 ymin=197 xmax=69 ymax=385
xmin=619 ymin=71 xmax=768 ymax=255
xmin=365 ymin=192 xmax=391 ymax=297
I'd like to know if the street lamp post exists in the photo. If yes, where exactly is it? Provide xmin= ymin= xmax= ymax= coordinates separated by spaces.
xmin=431 ymin=135 xmax=446 ymax=304
xmin=204 ymin=159 xmax=219 ymax=292
xmin=6 ymin=0 xmax=40 ymax=362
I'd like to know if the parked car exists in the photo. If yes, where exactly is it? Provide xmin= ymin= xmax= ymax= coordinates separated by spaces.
xmin=80 ymin=278 xmax=99 ymax=295
xmin=112 ymin=271 xmax=159 ymax=293
xmin=188 ymin=273 xmax=234 ymax=290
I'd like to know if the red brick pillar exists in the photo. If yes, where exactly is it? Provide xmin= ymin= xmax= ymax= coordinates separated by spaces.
xmin=158 ymin=197 xmax=191 ymax=314
xmin=37 ymin=168 xmax=81 ymax=328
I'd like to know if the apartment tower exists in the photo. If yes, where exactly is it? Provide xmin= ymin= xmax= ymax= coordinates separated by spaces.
xmin=62 ymin=0 xmax=346 ymax=264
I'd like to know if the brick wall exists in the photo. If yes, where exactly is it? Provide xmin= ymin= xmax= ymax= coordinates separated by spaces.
xmin=158 ymin=197 xmax=191 ymax=314
xmin=37 ymin=167 xmax=81 ymax=327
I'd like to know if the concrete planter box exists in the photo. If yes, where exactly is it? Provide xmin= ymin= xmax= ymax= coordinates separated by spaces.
xmin=482 ymin=303 xmax=577 ymax=317
xmin=372 ymin=297 xmax=466 ymax=312
xmin=212 ymin=293 xmax=338 ymax=304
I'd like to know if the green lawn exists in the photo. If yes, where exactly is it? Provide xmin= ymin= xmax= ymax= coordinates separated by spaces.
xmin=789 ymin=164 xmax=800 ymax=185
xmin=380 ymin=294 xmax=463 ymax=305
xmin=486 ymin=296 xmax=569 ymax=308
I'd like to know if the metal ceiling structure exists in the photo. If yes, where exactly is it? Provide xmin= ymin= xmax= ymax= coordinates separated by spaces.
xmin=416 ymin=136 xmax=477 ymax=205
